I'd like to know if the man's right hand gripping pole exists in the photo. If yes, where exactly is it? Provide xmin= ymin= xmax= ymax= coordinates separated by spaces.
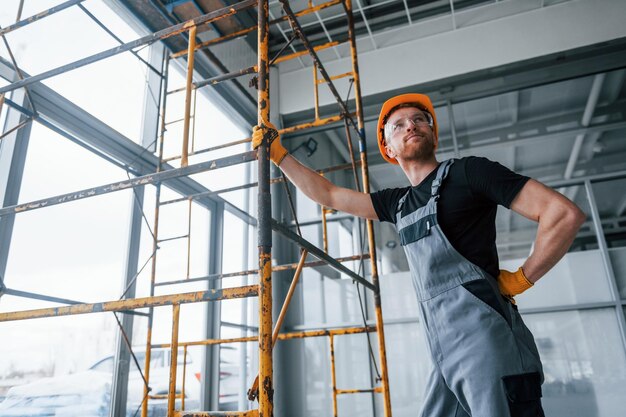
xmin=252 ymin=121 xmax=288 ymax=166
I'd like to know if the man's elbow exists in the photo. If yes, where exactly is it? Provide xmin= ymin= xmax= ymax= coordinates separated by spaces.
xmin=564 ymin=203 xmax=586 ymax=231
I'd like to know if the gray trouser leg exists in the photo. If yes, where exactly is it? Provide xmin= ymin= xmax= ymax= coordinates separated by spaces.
xmin=419 ymin=366 xmax=470 ymax=417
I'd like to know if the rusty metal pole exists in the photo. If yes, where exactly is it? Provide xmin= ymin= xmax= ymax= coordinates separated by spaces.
xmin=182 ymin=346 xmax=188 ymax=410
xmin=186 ymin=198 xmax=193 ymax=279
xmin=168 ymin=303 xmax=181 ymax=416
xmin=181 ymin=25 xmax=197 ymax=167
xmin=313 ymin=64 xmax=320 ymax=121
xmin=257 ymin=0 xmax=274 ymax=415
xmin=344 ymin=0 xmax=392 ymax=415
xmin=322 ymin=207 xmax=329 ymax=253
xmin=329 ymin=334 xmax=338 ymax=417
xmin=247 ymin=249 xmax=307 ymax=400
xmin=142 ymin=53 xmax=171 ymax=417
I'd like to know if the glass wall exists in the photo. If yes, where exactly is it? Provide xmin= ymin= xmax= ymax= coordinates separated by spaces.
xmin=0 ymin=123 xmax=132 ymax=415
xmin=523 ymin=309 xmax=626 ymax=417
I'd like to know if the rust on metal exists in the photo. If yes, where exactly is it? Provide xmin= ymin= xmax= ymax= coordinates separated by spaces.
xmin=156 ymin=326 xmax=376 ymax=349
xmin=272 ymin=40 xmax=343 ymax=65
xmin=278 ymin=326 xmax=376 ymax=340
xmin=174 ymin=410 xmax=259 ymax=417
xmin=149 ymin=393 xmax=183 ymax=400
xmin=336 ymin=387 xmax=384 ymax=395
xmin=329 ymin=334 xmax=338 ymax=417
xmin=141 ymin=326 xmax=153 ymax=417
xmin=168 ymin=304 xmax=181 ymax=416
xmin=154 ymin=335 xmax=258 ymax=349
xmin=316 ymin=71 xmax=353 ymax=84
xmin=186 ymin=199 xmax=193 ymax=279
xmin=0 ymin=285 xmax=259 ymax=323
xmin=313 ymin=64 xmax=320 ymax=120
xmin=279 ymin=114 xmax=352 ymax=135
xmin=181 ymin=25 xmax=197 ymax=167
xmin=247 ymin=250 xmax=308 ymax=401
xmin=182 ymin=346 xmax=188 ymax=410
xmin=257 ymin=0 xmax=273 ymax=414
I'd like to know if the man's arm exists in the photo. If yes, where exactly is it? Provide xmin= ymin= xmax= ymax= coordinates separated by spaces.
xmin=251 ymin=123 xmax=378 ymax=220
xmin=279 ymin=155 xmax=379 ymax=220
xmin=509 ymin=179 xmax=586 ymax=283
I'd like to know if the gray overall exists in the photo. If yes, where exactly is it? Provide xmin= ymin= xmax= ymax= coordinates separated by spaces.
xmin=396 ymin=159 xmax=545 ymax=417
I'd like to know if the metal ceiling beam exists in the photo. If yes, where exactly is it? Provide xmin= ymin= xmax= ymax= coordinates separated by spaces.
xmin=0 ymin=89 xmax=31 ymax=301
xmin=438 ymin=120 xmax=626 ymax=159
xmin=561 ymin=74 xmax=605 ymax=184
xmin=278 ymin=0 xmax=626 ymax=114
xmin=518 ymin=152 xmax=626 ymax=184
xmin=558 ymin=73 xmax=606 ymax=201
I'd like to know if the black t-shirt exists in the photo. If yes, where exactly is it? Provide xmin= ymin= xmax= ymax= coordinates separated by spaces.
xmin=371 ymin=156 xmax=530 ymax=279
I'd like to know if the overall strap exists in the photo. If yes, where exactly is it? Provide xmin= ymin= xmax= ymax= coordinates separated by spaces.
xmin=430 ymin=159 xmax=455 ymax=201
xmin=396 ymin=188 xmax=411 ymax=215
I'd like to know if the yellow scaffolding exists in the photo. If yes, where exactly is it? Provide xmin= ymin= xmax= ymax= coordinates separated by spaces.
xmin=0 ymin=1 xmax=393 ymax=416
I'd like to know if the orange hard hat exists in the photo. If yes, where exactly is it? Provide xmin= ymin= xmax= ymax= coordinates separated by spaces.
xmin=376 ymin=93 xmax=438 ymax=164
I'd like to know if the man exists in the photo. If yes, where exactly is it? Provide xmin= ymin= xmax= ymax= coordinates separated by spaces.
xmin=252 ymin=93 xmax=585 ymax=416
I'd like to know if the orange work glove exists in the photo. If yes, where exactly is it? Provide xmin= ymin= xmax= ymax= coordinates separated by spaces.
xmin=497 ymin=267 xmax=533 ymax=303
xmin=252 ymin=121 xmax=288 ymax=166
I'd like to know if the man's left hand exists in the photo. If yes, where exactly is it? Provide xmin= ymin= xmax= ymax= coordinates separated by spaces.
xmin=498 ymin=267 xmax=533 ymax=302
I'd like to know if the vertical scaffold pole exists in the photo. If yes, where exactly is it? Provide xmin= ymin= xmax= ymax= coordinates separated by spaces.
xmin=257 ymin=0 xmax=274 ymax=416
xmin=167 ymin=303 xmax=181 ymax=416
xmin=142 ymin=54 xmax=171 ymax=417
xmin=345 ymin=0 xmax=392 ymax=415
xmin=181 ymin=25 xmax=197 ymax=167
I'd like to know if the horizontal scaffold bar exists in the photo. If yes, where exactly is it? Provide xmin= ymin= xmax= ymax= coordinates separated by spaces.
xmin=154 ymin=254 xmax=370 ymax=287
xmin=154 ymin=325 xmax=377 ymax=348
xmin=272 ymin=40 xmax=344 ymax=65
xmin=162 ymin=113 xmax=354 ymax=163
xmin=0 ymin=287 xmax=148 ymax=317
xmin=0 ymin=0 xmax=258 ymax=95
xmin=0 ymin=0 xmax=85 ymax=36
xmin=175 ymin=410 xmax=259 ymax=417
xmin=0 ymin=285 xmax=259 ymax=323
xmin=271 ymin=219 xmax=376 ymax=291
xmin=0 ymin=150 xmax=257 ymax=217
xmin=336 ymin=387 xmax=384 ymax=395
xmin=160 ymin=161 xmax=361 ymax=205
xmin=168 ymin=65 xmax=257 ymax=94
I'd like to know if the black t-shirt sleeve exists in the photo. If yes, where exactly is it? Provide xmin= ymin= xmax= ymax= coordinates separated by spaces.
xmin=465 ymin=156 xmax=530 ymax=208
xmin=370 ymin=187 xmax=410 ymax=223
